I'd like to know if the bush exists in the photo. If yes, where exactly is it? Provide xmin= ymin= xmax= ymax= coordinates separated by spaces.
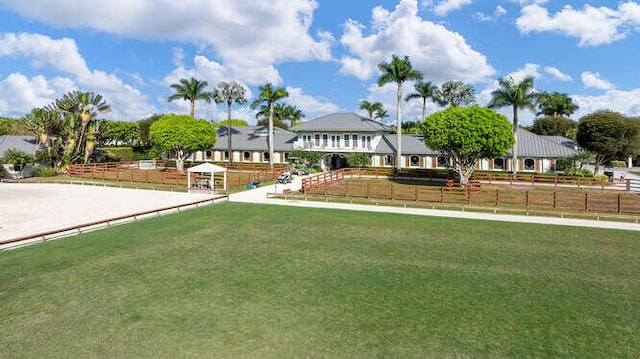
xmin=555 ymin=158 xmax=573 ymax=172
xmin=36 ymin=167 xmax=57 ymax=177
xmin=563 ymin=166 xmax=593 ymax=177
xmin=611 ymin=160 xmax=627 ymax=168
xmin=347 ymin=153 xmax=371 ymax=167
xmin=97 ymin=147 xmax=135 ymax=162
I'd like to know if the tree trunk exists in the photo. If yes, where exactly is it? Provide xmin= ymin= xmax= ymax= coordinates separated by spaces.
xmin=422 ymin=98 xmax=426 ymax=121
xmin=396 ymin=82 xmax=403 ymax=171
xmin=512 ymin=105 xmax=518 ymax=174
xmin=190 ymin=101 xmax=195 ymax=118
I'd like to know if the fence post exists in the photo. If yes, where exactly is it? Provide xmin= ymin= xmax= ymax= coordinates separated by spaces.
xmin=441 ymin=187 xmax=445 ymax=203
xmin=618 ymin=194 xmax=622 ymax=214
xmin=496 ymin=189 xmax=500 ymax=207
xmin=345 ymin=181 xmax=349 ymax=198
xmin=525 ymin=191 xmax=529 ymax=209
xmin=415 ymin=185 xmax=419 ymax=201
xmin=553 ymin=192 xmax=557 ymax=209
xmin=391 ymin=184 xmax=394 ymax=200
xmin=585 ymin=193 xmax=589 ymax=211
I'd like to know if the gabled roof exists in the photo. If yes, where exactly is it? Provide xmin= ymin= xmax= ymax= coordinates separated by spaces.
xmin=507 ymin=128 xmax=577 ymax=158
xmin=0 ymin=135 xmax=40 ymax=157
xmin=294 ymin=113 xmax=392 ymax=132
xmin=212 ymin=126 xmax=296 ymax=152
xmin=187 ymin=162 xmax=227 ymax=173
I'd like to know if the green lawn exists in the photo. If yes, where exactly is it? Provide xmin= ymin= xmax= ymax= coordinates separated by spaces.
xmin=1 ymin=203 xmax=639 ymax=358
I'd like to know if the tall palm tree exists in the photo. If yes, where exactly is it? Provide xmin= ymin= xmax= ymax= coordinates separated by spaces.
xmin=250 ymin=83 xmax=289 ymax=167
xmin=487 ymin=76 xmax=537 ymax=174
xmin=212 ymin=81 xmax=248 ymax=165
xmin=281 ymin=104 xmax=305 ymax=129
xmin=167 ymin=77 xmax=213 ymax=118
xmin=377 ymin=54 xmax=423 ymax=170
xmin=256 ymin=103 xmax=289 ymax=130
xmin=359 ymin=100 xmax=383 ymax=119
xmin=374 ymin=108 xmax=389 ymax=123
xmin=536 ymin=91 xmax=579 ymax=117
xmin=404 ymin=80 xmax=437 ymax=121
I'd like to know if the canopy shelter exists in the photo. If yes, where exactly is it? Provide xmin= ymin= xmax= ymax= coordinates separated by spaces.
xmin=187 ymin=163 xmax=227 ymax=192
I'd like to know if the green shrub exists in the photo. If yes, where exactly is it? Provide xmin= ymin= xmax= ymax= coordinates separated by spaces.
xmin=611 ymin=160 xmax=627 ymax=168
xmin=347 ymin=153 xmax=371 ymax=167
xmin=555 ymin=158 xmax=573 ymax=172
xmin=98 ymin=147 xmax=135 ymax=162
xmin=36 ymin=167 xmax=57 ymax=177
xmin=563 ymin=167 xmax=593 ymax=177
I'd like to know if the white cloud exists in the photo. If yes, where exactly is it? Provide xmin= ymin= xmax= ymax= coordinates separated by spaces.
xmin=0 ymin=32 xmax=157 ymax=120
xmin=1 ymin=0 xmax=332 ymax=85
xmin=516 ymin=3 xmax=633 ymax=46
xmin=339 ymin=0 xmax=494 ymax=84
xmin=573 ymin=88 xmax=640 ymax=119
xmin=284 ymin=87 xmax=340 ymax=119
xmin=507 ymin=63 xmax=542 ymax=83
xmin=544 ymin=66 xmax=572 ymax=81
xmin=475 ymin=6 xmax=507 ymax=22
xmin=581 ymin=71 xmax=614 ymax=90
xmin=433 ymin=0 xmax=473 ymax=16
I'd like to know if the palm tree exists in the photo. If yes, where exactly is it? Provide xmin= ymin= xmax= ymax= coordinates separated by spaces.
xmin=536 ymin=91 xmax=579 ymax=117
xmin=359 ymin=100 xmax=383 ymax=119
xmin=256 ymin=103 xmax=289 ymax=130
xmin=250 ymin=83 xmax=289 ymax=167
xmin=487 ymin=76 xmax=537 ymax=174
xmin=404 ymin=80 xmax=437 ymax=121
xmin=281 ymin=104 xmax=305 ymax=129
xmin=377 ymin=54 xmax=423 ymax=170
xmin=167 ymin=77 xmax=213 ymax=118
xmin=433 ymin=80 xmax=476 ymax=107
xmin=374 ymin=108 xmax=389 ymax=123
xmin=212 ymin=81 xmax=248 ymax=165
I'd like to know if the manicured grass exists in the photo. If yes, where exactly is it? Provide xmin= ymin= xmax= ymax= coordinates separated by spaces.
xmin=1 ymin=203 xmax=639 ymax=357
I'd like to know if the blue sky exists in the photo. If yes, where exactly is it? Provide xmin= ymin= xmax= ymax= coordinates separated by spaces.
xmin=1 ymin=0 xmax=640 ymax=126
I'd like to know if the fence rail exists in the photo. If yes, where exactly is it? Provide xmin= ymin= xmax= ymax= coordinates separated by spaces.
xmin=67 ymin=161 xmax=290 ymax=190
xmin=302 ymin=175 xmax=640 ymax=216
xmin=0 ymin=194 xmax=229 ymax=250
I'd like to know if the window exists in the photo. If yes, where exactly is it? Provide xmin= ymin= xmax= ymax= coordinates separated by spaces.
xmin=384 ymin=155 xmax=395 ymax=166
xmin=344 ymin=134 xmax=350 ymax=147
xmin=493 ymin=158 xmax=504 ymax=170
xmin=352 ymin=135 xmax=358 ymax=148
xmin=437 ymin=156 xmax=448 ymax=168
xmin=223 ymin=151 xmax=229 ymax=161
xmin=524 ymin=158 xmax=535 ymax=171
xmin=243 ymin=151 xmax=251 ymax=161
xmin=410 ymin=155 xmax=420 ymax=167
xmin=205 ymin=151 xmax=212 ymax=160
xmin=362 ymin=136 xmax=371 ymax=149
xmin=314 ymin=134 xmax=320 ymax=146
xmin=322 ymin=134 xmax=328 ymax=147
xmin=263 ymin=152 xmax=270 ymax=161
xmin=331 ymin=135 xmax=337 ymax=148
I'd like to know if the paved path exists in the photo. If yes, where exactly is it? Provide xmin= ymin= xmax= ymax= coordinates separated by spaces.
xmin=229 ymin=175 xmax=640 ymax=232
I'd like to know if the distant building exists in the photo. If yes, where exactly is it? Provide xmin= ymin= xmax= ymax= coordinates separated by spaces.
xmin=193 ymin=113 xmax=577 ymax=172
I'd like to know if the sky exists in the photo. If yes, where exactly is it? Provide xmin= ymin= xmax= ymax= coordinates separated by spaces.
xmin=1 ymin=0 xmax=640 ymax=127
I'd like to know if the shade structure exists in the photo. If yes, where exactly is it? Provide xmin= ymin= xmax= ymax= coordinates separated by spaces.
xmin=187 ymin=163 xmax=227 ymax=191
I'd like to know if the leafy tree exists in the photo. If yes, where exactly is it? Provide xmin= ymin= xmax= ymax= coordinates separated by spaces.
xmin=212 ymin=81 xmax=248 ymax=165
xmin=2 ymin=149 xmax=32 ymax=178
xmin=359 ymin=100 xmax=383 ymax=119
xmin=405 ymin=80 xmax=437 ymax=120
xmin=167 ymin=77 xmax=213 ymax=118
xmin=347 ymin=152 xmax=371 ymax=167
xmin=433 ymin=80 xmax=476 ymax=107
xmin=149 ymin=114 xmax=217 ymax=171
xmin=374 ymin=108 xmax=389 ymax=123
xmin=138 ymin=114 xmax=163 ymax=145
xmin=422 ymin=106 xmax=514 ymax=185
xmin=99 ymin=120 xmax=140 ymax=146
xmin=536 ymin=91 xmax=578 ymax=117
xmin=402 ymin=121 xmax=422 ymax=134
xmin=576 ymin=110 xmax=640 ymax=173
xmin=250 ymin=83 xmax=289 ymax=166
xmin=0 ymin=117 xmax=21 ymax=135
xmin=487 ymin=76 xmax=537 ymax=174
xmin=531 ymin=115 xmax=577 ymax=137
xmin=377 ymin=54 xmax=423 ymax=170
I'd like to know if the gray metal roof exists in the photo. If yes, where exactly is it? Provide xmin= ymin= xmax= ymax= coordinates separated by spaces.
xmin=294 ymin=113 xmax=392 ymax=132
xmin=212 ymin=126 xmax=296 ymax=152
xmin=0 ymin=135 xmax=40 ymax=157
xmin=377 ymin=134 xmax=439 ymax=155
xmin=507 ymin=128 xmax=577 ymax=158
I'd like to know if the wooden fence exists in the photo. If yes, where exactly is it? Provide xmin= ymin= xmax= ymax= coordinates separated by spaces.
xmin=303 ymin=180 xmax=640 ymax=216
xmin=471 ymin=171 xmax=628 ymax=190
xmin=68 ymin=161 xmax=290 ymax=190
